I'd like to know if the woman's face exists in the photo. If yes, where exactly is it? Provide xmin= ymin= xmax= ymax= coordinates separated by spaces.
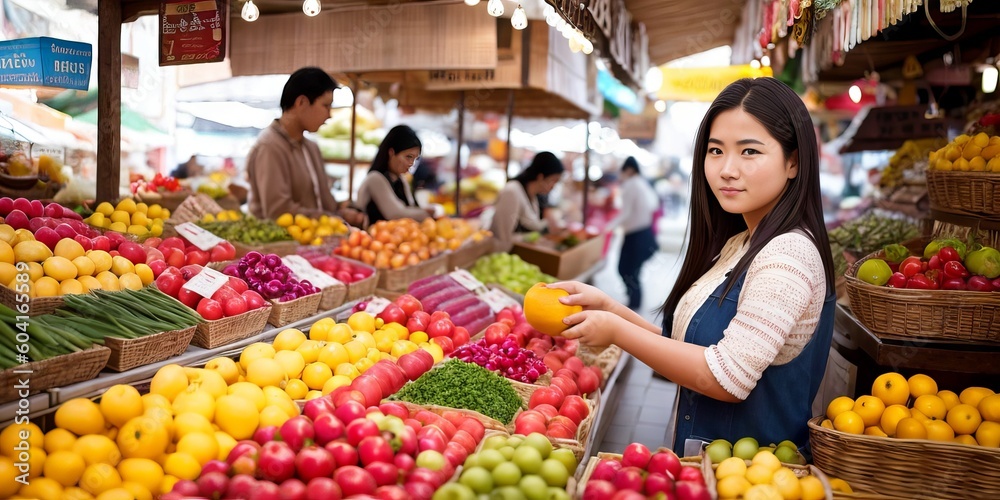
xmin=537 ymin=174 xmax=562 ymax=194
xmin=389 ymin=147 xmax=421 ymax=175
xmin=704 ymin=108 xmax=797 ymax=231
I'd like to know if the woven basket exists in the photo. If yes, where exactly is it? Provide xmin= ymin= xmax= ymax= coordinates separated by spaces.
xmin=0 ymin=285 xmax=64 ymax=316
xmin=808 ymin=416 xmax=1000 ymax=498
xmin=577 ymin=453 xmax=719 ymax=500
xmin=164 ymin=192 xmax=225 ymax=225
xmin=346 ymin=270 xmax=379 ymax=301
xmin=318 ymin=282 xmax=348 ymax=311
xmin=103 ymin=326 xmax=196 ymax=372
xmin=845 ymin=240 xmax=1000 ymax=342
xmin=576 ymin=345 xmax=623 ymax=385
xmin=377 ymin=252 xmax=449 ymax=292
xmin=268 ymin=292 xmax=322 ymax=327
xmin=233 ymin=240 xmax=299 ymax=259
xmin=926 ymin=170 xmax=1000 ymax=219
xmin=447 ymin=237 xmax=497 ymax=270
xmin=504 ymin=389 xmax=599 ymax=462
xmin=191 ymin=305 xmax=272 ymax=349
xmin=0 ymin=346 xmax=111 ymax=404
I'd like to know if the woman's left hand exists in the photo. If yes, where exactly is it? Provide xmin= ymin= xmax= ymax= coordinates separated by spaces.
xmin=560 ymin=309 xmax=626 ymax=348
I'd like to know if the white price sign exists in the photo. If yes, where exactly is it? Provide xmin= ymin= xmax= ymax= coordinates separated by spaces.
xmin=364 ymin=297 xmax=393 ymax=316
xmin=481 ymin=288 xmax=520 ymax=314
xmin=449 ymin=269 xmax=485 ymax=292
xmin=181 ymin=266 xmax=230 ymax=299
xmin=281 ymin=255 xmax=341 ymax=289
xmin=175 ymin=222 xmax=225 ymax=251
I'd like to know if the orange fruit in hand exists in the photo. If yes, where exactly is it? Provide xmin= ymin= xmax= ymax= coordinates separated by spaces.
xmin=907 ymin=374 xmax=938 ymax=399
xmin=523 ymin=283 xmax=582 ymax=336
xmin=872 ymin=372 xmax=909 ymax=406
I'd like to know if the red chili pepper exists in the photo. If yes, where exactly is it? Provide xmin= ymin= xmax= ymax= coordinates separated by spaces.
xmin=887 ymin=272 xmax=908 ymax=288
xmin=938 ymin=247 xmax=961 ymax=263
xmin=907 ymin=273 xmax=938 ymax=290
xmin=927 ymin=255 xmax=942 ymax=270
xmin=943 ymin=260 xmax=969 ymax=279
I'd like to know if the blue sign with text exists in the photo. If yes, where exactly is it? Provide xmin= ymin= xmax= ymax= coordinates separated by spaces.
xmin=0 ymin=37 xmax=92 ymax=91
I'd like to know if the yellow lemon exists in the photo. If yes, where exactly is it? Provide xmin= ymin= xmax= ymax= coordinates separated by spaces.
xmin=239 ymin=343 xmax=276 ymax=371
xmin=716 ymin=475 xmax=752 ymax=499
xmin=825 ymin=396 xmax=855 ymax=420
xmin=227 ymin=382 xmax=266 ymax=412
xmin=946 ymin=404 xmax=983 ymax=435
xmin=798 ymin=476 xmax=825 ymax=500
xmin=960 ymin=387 xmax=995 ymax=408
xmin=110 ymin=256 xmax=134 ymax=276
xmin=284 ymin=379 xmax=309 ymax=400
xmin=954 ymin=434 xmax=978 ymax=446
xmin=80 ymin=463 xmax=122 ymax=495
xmin=907 ymin=374 xmax=938 ymax=399
xmin=246 ymin=358 xmax=286 ymax=388
xmin=273 ymin=328 xmax=307 ymax=351
xmin=116 ymin=458 xmax=163 ymax=495
xmin=215 ymin=431 xmax=238 ymax=461
xmin=744 ymin=463 xmax=774 ymax=486
xmin=204 ymin=357 xmax=240 ymax=385
xmin=306 ymin=391 xmax=324 ymax=400
xmin=302 ymin=362 xmax=334 ymax=390
xmin=173 ymin=413 xmax=214 ymax=440
xmin=924 ymin=420 xmax=955 ymax=441
xmin=258 ymin=405 xmax=291 ymax=428
xmin=162 ymin=453 xmax=200 ymax=481
xmin=322 ymin=375 xmax=353 ymax=395
xmin=54 ymin=239 xmax=86 ymax=261
xmin=115 ymin=198 xmax=137 ymax=213
xmin=295 ymin=340 xmax=324 ymax=363
xmin=56 ymin=398 xmax=106 ymax=436
xmin=913 ymin=394 xmax=947 ymax=420
xmin=262 ymin=386 xmax=299 ymax=418
xmin=318 ymin=343 xmax=350 ymax=367
xmin=976 ymin=421 xmax=1000 ymax=447
xmin=880 ymin=404 xmax=911 ymax=436
xmin=743 ymin=484 xmax=782 ymax=500
xmin=43 ymin=450 xmax=86 ymax=487
xmin=95 ymin=271 xmax=121 ymax=291
xmin=894 ymin=418 xmax=927 ymax=440
xmin=172 ymin=390 xmax=215 ymax=421
xmin=871 ymin=372 xmax=909 ymax=407
xmin=99 ymin=384 xmax=144 ymax=429
xmin=42 ymin=256 xmax=77 ymax=281
xmin=772 ymin=467 xmax=802 ymax=499
xmin=87 ymin=251 xmax=113 ymax=273
xmin=0 ymin=456 xmax=20 ymax=497
xmin=175 ymin=433 xmax=218 ymax=466
xmin=61 ymin=278 xmax=86 ymax=295
xmin=72 ymin=256 xmax=97 ymax=277
xmin=33 ymin=276 xmax=60 ymax=297
xmin=715 ymin=456 xmax=747 ymax=480
xmin=133 ymin=264 xmax=154 ymax=286
xmin=19 ymin=476 xmax=64 ymax=500
xmin=833 ymin=410 xmax=864 ymax=434
xmin=43 ymin=428 xmax=76 ymax=454
xmin=347 ymin=312 xmax=376 ymax=333
xmin=852 ymin=395 xmax=886 ymax=427
xmin=750 ymin=450 xmax=782 ymax=472
xmin=938 ymin=390 xmax=961 ymax=411
xmin=110 ymin=211 xmax=131 ymax=226
xmin=95 ymin=202 xmax=114 ymax=216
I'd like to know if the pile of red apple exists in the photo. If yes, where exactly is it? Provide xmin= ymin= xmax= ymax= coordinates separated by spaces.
xmin=164 ymin=397 xmax=488 ymax=500
xmin=583 ymin=444 xmax=710 ymax=500
xmin=333 ymin=349 xmax=436 ymax=409
xmin=516 ymin=387 xmax=591 ymax=440
xmin=154 ymin=264 xmax=268 ymax=321
xmin=301 ymin=253 xmax=375 ymax=284
xmin=360 ymin=294 xmax=473 ymax=356
xmin=145 ymin=235 xmax=237 ymax=269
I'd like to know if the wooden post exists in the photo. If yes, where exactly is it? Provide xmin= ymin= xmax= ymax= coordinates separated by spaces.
xmin=454 ymin=91 xmax=466 ymax=218
xmin=348 ymin=75 xmax=359 ymax=202
xmin=504 ymin=89 xmax=514 ymax=181
xmin=582 ymin=119 xmax=590 ymax=226
xmin=97 ymin=1 xmax=122 ymax=203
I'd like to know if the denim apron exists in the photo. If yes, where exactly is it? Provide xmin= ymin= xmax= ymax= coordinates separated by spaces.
xmin=670 ymin=270 xmax=836 ymax=457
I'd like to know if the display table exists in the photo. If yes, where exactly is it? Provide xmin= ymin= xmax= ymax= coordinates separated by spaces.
xmin=832 ymin=304 xmax=1000 ymax=397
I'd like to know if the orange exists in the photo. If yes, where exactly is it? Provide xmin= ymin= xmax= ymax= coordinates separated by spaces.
xmin=975 ymin=421 xmax=1000 ymax=447
xmin=18 ymin=477 xmax=63 ymax=500
xmin=0 ymin=456 xmax=19 ymax=498
xmin=833 ymin=411 xmax=864 ymax=434
xmin=799 ymin=475 xmax=825 ymax=500
xmin=953 ymin=434 xmax=978 ymax=446
xmin=302 ymin=362 xmax=334 ymax=390
xmin=910 ymin=408 xmax=930 ymax=423
xmin=43 ymin=450 xmax=85 ymax=486
xmin=826 ymin=396 xmax=855 ymax=420
xmin=56 ymin=398 xmax=106 ymax=436
xmin=946 ymin=404 xmax=982 ymax=435
xmin=80 ymin=463 xmax=122 ymax=495
xmin=979 ymin=394 xmax=1000 ymax=423
xmin=894 ymin=418 xmax=927 ymax=440
xmin=872 ymin=372 xmax=909 ymax=406
xmin=907 ymin=374 xmax=938 ymax=399
xmin=938 ymin=390 xmax=961 ymax=411
xmin=317 ymin=343 xmax=350 ymax=368
xmin=284 ymin=379 xmax=309 ymax=400
xmin=960 ymin=387 xmax=995 ymax=407
xmin=43 ymin=428 xmax=77 ymax=454
xmin=924 ymin=420 xmax=955 ymax=441
xmin=913 ymin=395 xmax=947 ymax=420
xmin=523 ymin=283 xmax=582 ymax=336
xmin=880 ymin=405 xmax=911 ymax=436
xmin=99 ymin=385 xmax=144 ymax=429
xmin=852 ymin=395 xmax=886 ymax=427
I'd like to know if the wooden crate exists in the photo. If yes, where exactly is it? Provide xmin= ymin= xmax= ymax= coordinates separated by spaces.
xmin=511 ymin=236 xmax=605 ymax=281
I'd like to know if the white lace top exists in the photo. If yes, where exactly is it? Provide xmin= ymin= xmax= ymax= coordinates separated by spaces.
xmin=670 ymin=230 xmax=827 ymax=400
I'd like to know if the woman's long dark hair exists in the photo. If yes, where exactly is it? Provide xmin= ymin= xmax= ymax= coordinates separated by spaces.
xmin=661 ymin=78 xmax=835 ymax=325
xmin=370 ymin=125 xmax=421 ymax=175
xmin=514 ymin=151 xmax=564 ymax=186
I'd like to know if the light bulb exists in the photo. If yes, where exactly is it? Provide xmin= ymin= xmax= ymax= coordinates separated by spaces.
xmin=464 ymin=0 xmax=480 ymax=5
xmin=511 ymin=5 xmax=527 ymax=30
xmin=569 ymin=37 xmax=583 ymax=53
xmin=849 ymin=85 xmax=862 ymax=103
xmin=582 ymin=38 xmax=593 ymax=54
xmin=654 ymin=100 xmax=667 ymax=113
xmin=302 ymin=0 xmax=321 ymax=16
xmin=241 ymin=0 xmax=259 ymax=21
xmin=983 ymin=66 xmax=998 ymax=94
xmin=760 ymin=55 xmax=771 ymax=67
xmin=644 ymin=67 xmax=663 ymax=93
xmin=487 ymin=0 xmax=504 ymax=17
xmin=750 ymin=59 xmax=761 ymax=69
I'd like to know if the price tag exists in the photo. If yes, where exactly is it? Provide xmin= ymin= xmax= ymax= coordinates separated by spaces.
xmin=364 ymin=296 xmax=393 ymax=316
xmin=175 ymin=222 xmax=225 ymax=251
xmin=449 ymin=269 xmax=485 ymax=292
xmin=282 ymin=255 xmax=340 ymax=289
xmin=181 ymin=266 xmax=229 ymax=299
xmin=481 ymin=288 xmax=520 ymax=314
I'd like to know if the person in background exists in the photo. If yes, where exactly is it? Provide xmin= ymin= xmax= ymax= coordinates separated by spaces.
xmin=171 ymin=155 xmax=203 ymax=179
xmin=246 ymin=67 xmax=364 ymax=225
xmin=490 ymin=151 xmax=565 ymax=251
xmin=356 ymin=125 xmax=433 ymax=226
xmin=607 ymin=156 xmax=661 ymax=311
xmin=548 ymin=78 xmax=836 ymax=457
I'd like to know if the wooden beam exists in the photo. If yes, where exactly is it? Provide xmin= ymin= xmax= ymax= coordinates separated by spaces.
xmin=121 ymin=0 xmax=161 ymax=23
xmin=97 ymin=0 xmax=122 ymax=203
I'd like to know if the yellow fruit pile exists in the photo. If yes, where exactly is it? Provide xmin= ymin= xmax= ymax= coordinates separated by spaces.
xmin=880 ymin=138 xmax=948 ymax=188
xmin=0 ymin=364 xmax=296 ymax=499
xmin=714 ymin=450 xmax=849 ymax=500
xmin=274 ymin=212 xmax=349 ymax=246
xmin=928 ymin=132 xmax=1000 ymax=172
xmin=228 ymin=311 xmax=443 ymax=401
xmin=85 ymin=199 xmax=169 ymax=238
xmin=0 ymin=224 xmax=154 ymax=297
xmin=421 ymin=217 xmax=491 ymax=252
xmin=200 ymin=210 xmax=243 ymax=223
xmin=822 ymin=372 xmax=1000 ymax=446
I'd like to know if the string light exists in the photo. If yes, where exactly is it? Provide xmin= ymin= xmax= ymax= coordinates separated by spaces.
xmin=750 ymin=59 xmax=761 ymax=69
xmin=760 ymin=55 xmax=771 ymax=67
xmin=581 ymin=38 xmax=593 ymax=55
xmin=654 ymin=100 xmax=667 ymax=113
xmin=464 ymin=0 xmax=481 ymax=5
xmin=241 ymin=0 xmax=259 ymax=21
xmin=302 ymin=0 xmax=321 ymax=16
xmin=849 ymin=85 xmax=863 ymax=103
xmin=983 ymin=66 xmax=998 ymax=94
xmin=487 ymin=0 xmax=504 ymax=17
xmin=511 ymin=5 xmax=527 ymax=30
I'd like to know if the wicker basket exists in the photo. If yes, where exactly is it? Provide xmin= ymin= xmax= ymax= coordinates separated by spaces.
xmin=233 ymin=240 xmax=299 ymax=259
xmin=346 ymin=269 xmax=379 ymax=301
xmin=103 ymin=326 xmax=197 ymax=372
xmin=808 ymin=416 xmax=1000 ymax=498
xmin=268 ymin=292 xmax=322 ymax=327
xmin=577 ymin=452 xmax=719 ymax=500
xmin=191 ymin=305 xmax=272 ymax=349
xmin=504 ymin=387 xmax=599 ymax=461
xmin=845 ymin=240 xmax=1000 ymax=343
xmin=165 ymin=193 xmax=225 ymax=225
xmin=0 ymin=346 xmax=111 ymax=404
xmin=926 ymin=170 xmax=1000 ymax=220
xmin=447 ymin=237 xmax=497 ymax=270
xmin=576 ymin=345 xmax=623 ymax=385
xmin=0 ymin=285 xmax=64 ymax=316
xmin=377 ymin=252 xmax=449 ymax=292
xmin=318 ymin=282 xmax=348 ymax=311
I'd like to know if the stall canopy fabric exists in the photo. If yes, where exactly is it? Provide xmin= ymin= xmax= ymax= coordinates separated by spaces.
xmin=73 ymin=105 xmax=166 ymax=135
xmin=625 ymin=0 xmax=745 ymax=64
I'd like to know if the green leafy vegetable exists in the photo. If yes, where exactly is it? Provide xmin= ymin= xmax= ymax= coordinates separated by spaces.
xmin=390 ymin=359 xmax=524 ymax=424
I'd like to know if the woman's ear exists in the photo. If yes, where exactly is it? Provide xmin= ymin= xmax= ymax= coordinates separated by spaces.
xmin=786 ymin=149 xmax=799 ymax=179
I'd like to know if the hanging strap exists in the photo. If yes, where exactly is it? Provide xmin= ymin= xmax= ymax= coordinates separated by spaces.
xmin=924 ymin=0 xmax=967 ymax=42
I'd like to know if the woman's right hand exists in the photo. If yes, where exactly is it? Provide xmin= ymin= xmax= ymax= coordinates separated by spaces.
xmin=546 ymin=281 xmax=613 ymax=312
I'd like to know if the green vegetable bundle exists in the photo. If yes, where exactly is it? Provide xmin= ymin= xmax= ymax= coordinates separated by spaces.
xmin=389 ymin=359 xmax=524 ymax=425
xmin=828 ymin=213 xmax=921 ymax=277
xmin=197 ymin=217 xmax=292 ymax=245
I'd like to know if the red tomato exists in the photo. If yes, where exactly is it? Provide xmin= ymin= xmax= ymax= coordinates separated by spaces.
xmin=154 ymin=272 xmax=184 ymax=297
xmin=197 ymin=298 xmax=225 ymax=320
xmin=394 ymin=294 xmax=423 ymax=318
xmin=177 ymin=287 xmax=202 ymax=308
xmin=426 ymin=319 xmax=454 ymax=339
xmin=886 ymin=272 xmax=907 ymax=288
xmin=451 ymin=326 xmax=471 ymax=347
xmin=242 ymin=290 xmax=267 ymax=310
xmin=906 ymin=273 xmax=938 ymax=290
xmin=927 ymin=255 xmax=942 ymax=270
xmin=559 ymin=395 xmax=590 ymax=424
xmin=938 ymin=246 xmax=961 ymax=263
xmin=528 ymin=387 xmax=564 ymax=409
xmin=222 ymin=294 xmax=248 ymax=317
xmin=227 ymin=277 xmax=249 ymax=294
xmin=186 ymin=249 xmax=210 ymax=267
xmin=900 ymin=260 xmax=923 ymax=278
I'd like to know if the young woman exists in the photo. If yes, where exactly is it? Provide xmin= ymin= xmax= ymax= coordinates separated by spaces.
xmin=550 ymin=78 xmax=836 ymax=455
xmin=490 ymin=151 xmax=565 ymax=251
xmin=607 ymin=157 xmax=661 ymax=311
xmin=357 ymin=125 xmax=433 ymax=226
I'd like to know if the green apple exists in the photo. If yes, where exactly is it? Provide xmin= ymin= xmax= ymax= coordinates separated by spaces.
xmin=521 ymin=433 xmax=553 ymax=459
xmin=464 ymin=453 xmax=481 ymax=469
xmin=460 ymin=466 xmax=495 ymax=495
xmin=705 ymin=439 xmax=733 ymax=464
xmin=774 ymin=445 xmax=803 ymax=465
xmin=518 ymin=474 xmax=549 ymax=500
xmin=433 ymin=482 xmax=477 ymax=500
xmin=479 ymin=449 xmax=507 ymax=471
xmin=491 ymin=486 xmax=527 ymax=500
xmin=548 ymin=448 xmax=578 ymax=476
xmin=499 ymin=446 xmax=516 ymax=461
xmin=493 ymin=462 xmax=523 ymax=487
xmin=776 ymin=440 xmax=797 ymax=450
xmin=537 ymin=459 xmax=569 ymax=487
xmin=506 ymin=435 xmax=524 ymax=448
xmin=483 ymin=435 xmax=509 ymax=450
xmin=512 ymin=446 xmax=543 ymax=475
xmin=545 ymin=487 xmax=571 ymax=500
xmin=732 ymin=437 xmax=759 ymax=460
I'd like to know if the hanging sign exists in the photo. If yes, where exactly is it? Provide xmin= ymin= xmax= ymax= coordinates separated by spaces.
xmin=0 ymin=37 xmax=92 ymax=90
xmin=159 ymin=0 xmax=227 ymax=66
xmin=656 ymin=65 xmax=773 ymax=102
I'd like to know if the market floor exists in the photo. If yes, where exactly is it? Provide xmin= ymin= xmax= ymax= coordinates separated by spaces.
xmin=589 ymin=217 xmax=687 ymax=454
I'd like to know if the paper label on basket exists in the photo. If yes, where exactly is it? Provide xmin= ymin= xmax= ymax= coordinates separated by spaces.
xmin=481 ymin=288 xmax=520 ymax=314
xmin=281 ymin=255 xmax=340 ymax=289
xmin=449 ymin=269 xmax=485 ymax=292
xmin=175 ymin=222 xmax=225 ymax=251
xmin=364 ymin=296 xmax=392 ymax=316
xmin=182 ymin=267 xmax=229 ymax=298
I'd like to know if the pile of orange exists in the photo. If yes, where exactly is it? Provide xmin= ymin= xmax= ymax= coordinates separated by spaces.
xmin=337 ymin=219 xmax=440 ymax=269
xmin=822 ymin=372 xmax=1000 ymax=446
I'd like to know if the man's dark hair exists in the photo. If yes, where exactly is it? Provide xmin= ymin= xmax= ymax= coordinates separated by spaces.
xmin=280 ymin=67 xmax=338 ymax=111
xmin=622 ymin=156 xmax=640 ymax=174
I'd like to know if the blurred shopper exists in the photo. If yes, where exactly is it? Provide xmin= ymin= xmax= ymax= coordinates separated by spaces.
xmin=607 ymin=157 xmax=661 ymax=311
xmin=171 ymin=155 xmax=203 ymax=179
xmin=247 ymin=67 xmax=364 ymax=225
xmin=490 ymin=152 xmax=565 ymax=252
xmin=357 ymin=125 xmax=434 ymax=226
